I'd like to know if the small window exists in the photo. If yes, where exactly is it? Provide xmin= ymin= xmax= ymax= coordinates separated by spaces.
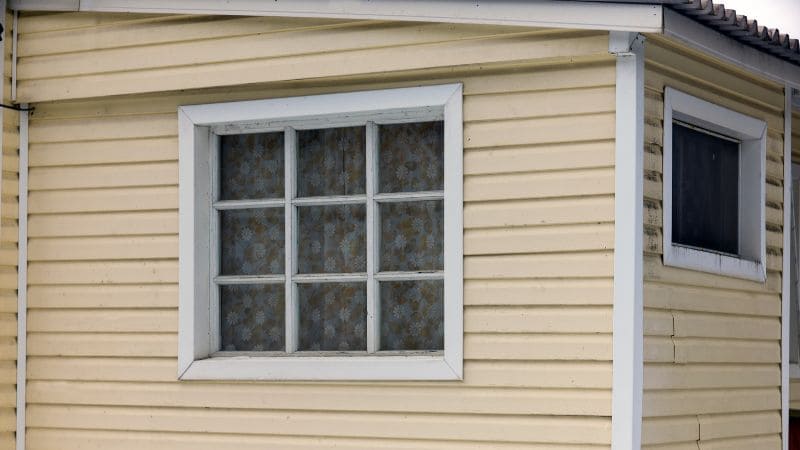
xmin=662 ymin=88 xmax=767 ymax=281
xmin=178 ymin=84 xmax=463 ymax=380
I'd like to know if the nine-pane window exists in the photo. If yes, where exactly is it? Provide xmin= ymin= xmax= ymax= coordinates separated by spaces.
xmin=213 ymin=122 xmax=445 ymax=354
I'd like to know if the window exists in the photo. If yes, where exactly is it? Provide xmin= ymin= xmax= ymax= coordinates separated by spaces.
xmin=178 ymin=84 xmax=463 ymax=380
xmin=662 ymin=87 xmax=767 ymax=281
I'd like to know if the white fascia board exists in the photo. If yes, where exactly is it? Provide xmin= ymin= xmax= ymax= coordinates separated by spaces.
xmin=10 ymin=0 xmax=663 ymax=32
xmin=663 ymin=8 xmax=800 ymax=87
xmin=609 ymin=31 xmax=645 ymax=450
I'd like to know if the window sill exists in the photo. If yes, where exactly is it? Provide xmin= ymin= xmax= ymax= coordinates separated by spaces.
xmin=663 ymin=243 xmax=765 ymax=282
xmin=179 ymin=354 xmax=462 ymax=381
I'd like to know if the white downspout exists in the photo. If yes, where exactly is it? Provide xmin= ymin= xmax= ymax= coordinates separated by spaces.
xmin=609 ymin=30 xmax=645 ymax=450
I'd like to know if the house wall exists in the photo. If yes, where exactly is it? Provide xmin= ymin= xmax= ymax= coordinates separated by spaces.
xmin=641 ymin=35 xmax=786 ymax=449
xmin=14 ymin=13 xmax=618 ymax=449
xmin=0 ymin=10 xmax=19 ymax=450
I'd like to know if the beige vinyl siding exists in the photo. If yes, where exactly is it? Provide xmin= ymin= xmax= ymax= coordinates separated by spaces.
xmin=16 ymin=13 xmax=616 ymax=449
xmin=790 ymin=108 xmax=800 ymax=412
xmin=0 ymin=10 xmax=19 ymax=450
xmin=641 ymin=36 xmax=786 ymax=449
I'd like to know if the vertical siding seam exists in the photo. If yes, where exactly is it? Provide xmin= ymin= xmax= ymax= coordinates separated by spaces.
xmin=15 ymin=104 xmax=26 ymax=450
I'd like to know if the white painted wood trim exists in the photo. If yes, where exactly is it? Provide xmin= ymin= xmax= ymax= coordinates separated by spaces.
xmin=178 ymin=84 xmax=463 ymax=380
xmin=10 ymin=0 xmax=664 ymax=32
xmin=783 ymin=84 xmax=795 ymax=450
xmin=610 ymin=31 xmax=644 ymax=450
xmin=663 ymin=8 xmax=800 ymax=88
xmin=15 ymin=102 xmax=27 ymax=450
xmin=662 ymin=87 xmax=767 ymax=282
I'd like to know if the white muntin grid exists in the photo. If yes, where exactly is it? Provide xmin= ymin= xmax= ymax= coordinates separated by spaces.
xmin=209 ymin=122 xmax=445 ymax=355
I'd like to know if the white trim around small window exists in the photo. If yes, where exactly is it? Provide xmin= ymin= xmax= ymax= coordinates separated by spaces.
xmin=662 ymin=87 xmax=767 ymax=282
xmin=178 ymin=84 xmax=464 ymax=380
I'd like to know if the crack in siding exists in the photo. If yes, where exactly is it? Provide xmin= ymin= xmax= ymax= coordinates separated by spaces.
xmin=670 ymin=311 xmax=677 ymax=363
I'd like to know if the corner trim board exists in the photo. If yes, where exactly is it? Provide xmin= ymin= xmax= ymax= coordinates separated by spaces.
xmin=15 ymin=103 xmax=27 ymax=450
xmin=609 ymin=30 xmax=645 ymax=450
xmin=782 ymin=84 xmax=795 ymax=450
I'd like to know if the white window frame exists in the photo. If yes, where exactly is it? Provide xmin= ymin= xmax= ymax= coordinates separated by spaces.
xmin=178 ymin=84 xmax=463 ymax=381
xmin=662 ymin=87 xmax=767 ymax=282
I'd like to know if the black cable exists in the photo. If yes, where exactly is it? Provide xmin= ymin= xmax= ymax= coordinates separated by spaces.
xmin=0 ymin=104 xmax=33 ymax=112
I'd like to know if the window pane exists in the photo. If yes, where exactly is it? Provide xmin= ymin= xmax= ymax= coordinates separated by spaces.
xmin=380 ymin=280 xmax=443 ymax=351
xmin=298 ymin=283 xmax=367 ymax=351
xmin=672 ymin=123 xmax=739 ymax=254
xmin=379 ymin=121 xmax=444 ymax=193
xmin=380 ymin=200 xmax=443 ymax=271
xmin=298 ymin=204 xmax=366 ymax=273
xmin=297 ymin=126 xmax=366 ymax=197
xmin=220 ymin=284 xmax=285 ymax=351
xmin=219 ymin=132 xmax=284 ymax=200
xmin=220 ymin=208 xmax=284 ymax=276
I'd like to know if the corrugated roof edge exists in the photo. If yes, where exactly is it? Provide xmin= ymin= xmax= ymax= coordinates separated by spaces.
xmin=575 ymin=0 xmax=800 ymax=66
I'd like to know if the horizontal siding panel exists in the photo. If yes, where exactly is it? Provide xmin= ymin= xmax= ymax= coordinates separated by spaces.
xmin=644 ymin=364 xmax=779 ymax=389
xmin=698 ymin=434 xmax=781 ymax=450
xmin=28 ymin=333 xmax=178 ymax=358
xmin=28 ymin=260 xmax=177 ymax=285
xmin=644 ymin=256 xmax=781 ymax=294
xmin=464 ymin=196 xmax=614 ymax=229
xmin=28 ymin=309 xmax=177 ymax=333
xmin=465 ymin=333 xmax=612 ymax=361
xmin=465 ymin=306 xmax=611 ymax=333
xmin=671 ymin=312 xmax=780 ymax=340
xmin=465 ymin=252 xmax=613 ymax=279
xmin=464 ymin=141 xmax=614 ymax=176
xmin=29 ymin=138 xmax=178 ymax=167
xmin=464 ymin=167 xmax=613 ymax=202
xmin=29 ymin=162 xmax=177 ymax=190
xmin=464 ymin=223 xmax=613 ymax=255
xmin=464 ymin=86 xmax=614 ymax=122
xmin=26 ymin=428 xmax=612 ymax=450
xmin=465 ymin=113 xmax=615 ymax=148
xmin=26 ymin=381 xmax=613 ymax=416
xmin=25 ymin=404 xmax=612 ymax=444
xmin=29 ymin=186 xmax=177 ymax=214
xmin=29 ymin=114 xmax=177 ymax=143
xmin=28 ymin=211 xmax=178 ymax=238
xmin=28 ymin=235 xmax=177 ymax=261
xmin=674 ymin=338 xmax=780 ymax=364
xmin=464 ymin=279 xmax=613 ymax=306
xmin=644 ymin=283 xmax=780 ymax=317
xmin=643 ymin=387 xmax=780 ymax=417
xmin=641 ymin=416 xmax=698 ymax=446
xmin=699 ymin=412 xmax=781 ymax=441
xmin=27 ymin=285 xmax=178 ymax=309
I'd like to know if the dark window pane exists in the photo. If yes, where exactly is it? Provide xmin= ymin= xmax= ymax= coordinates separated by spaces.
xmin=220 ymin=284 xmax=285 ymax=351
xmin=298 ymin=283 xmax=367 ymax=351
xmin=220 ymin=208 xmax=284 ymax=276
xmin=380 ymin=280 xmax=444 ymax=351
xmin=219 ymin=132 xmax=284 ymax=200
xmin=380 ymin=200 xmax=443 ymax=271
xmin=379 ymin=121 xmax=444 ymax=193
xmin=672 ymin=122 xmax=739 ymax=254
xmin=298 ymin=204 xmax=366 ymax=274
xmin=297 ymin=127 xmax=366 ymax=197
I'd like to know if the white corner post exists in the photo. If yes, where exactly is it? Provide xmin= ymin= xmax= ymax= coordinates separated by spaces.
xmin=782 ymin=84 xmax=795 ymax=450
xmin=610 ymin=31 xmax=645 ymax=450
xmin=15 ymin=104 xmax=27 ymax=450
